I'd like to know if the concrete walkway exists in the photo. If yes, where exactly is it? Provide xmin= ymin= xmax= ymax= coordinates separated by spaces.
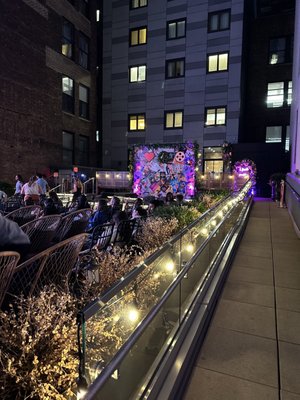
xmin=183 ymin=199 xmax=300 ymax=400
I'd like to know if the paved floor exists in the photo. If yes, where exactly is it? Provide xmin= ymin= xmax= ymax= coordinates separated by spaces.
xmin=183 ymin=199 xmax=300 ymax=400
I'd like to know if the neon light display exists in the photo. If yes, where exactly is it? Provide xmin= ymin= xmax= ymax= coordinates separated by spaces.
xmin=132 ymin=143 xmax=195 ymax=197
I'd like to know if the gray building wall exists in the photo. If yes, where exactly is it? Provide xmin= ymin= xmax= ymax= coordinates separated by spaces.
xmin=102 ymin=0 xmax=244 ymax=169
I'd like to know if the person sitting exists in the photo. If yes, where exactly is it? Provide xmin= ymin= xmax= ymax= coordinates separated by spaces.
xmin=175 ymin=193 xmax=185 ymax=206
xmin=42 ymin=198 xmax=58 ymax=216
xmin=131 ymin=206 xmax=147 ymax=220
xmin=108 ymin=196 xmax=121 ymax=219
xmin=0 ymin=214 xmax=30 ymax=256
xmin=87 ymin=199 xmax=110 ymax=230
xmin=68 ymin=194 xmax=90 ymax=213
xmin=110 ymin=211 xmax=128 ymax=244
xmin=49 ymin=191 xmax=64 ymax=212
xmin=147 ymin=199 xmax=162 ymax=215
xmin=165 ymin=192 xmax=175 ymax=205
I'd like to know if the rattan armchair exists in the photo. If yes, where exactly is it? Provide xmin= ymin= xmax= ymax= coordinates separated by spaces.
xmin=7 ymin=233 xmax=87 ymax=298
xmin=111 ymin=219 xmax=137 ymax=247
xmin=90 ymin=222 xmax=115 ymax=250
xmin=54 ymin=208 xmax=92 ymax=242
xmin=5 ymin=205 xmax=42 ymax=226
xmin=21 ymin=215 xmax=62 ymax=254
xmin=0 ymin=251 xmax=20 ymax=309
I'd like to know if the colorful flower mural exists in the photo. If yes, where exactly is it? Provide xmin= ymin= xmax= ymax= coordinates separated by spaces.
xmin=133 ymin=143 xmax=196 ymax=198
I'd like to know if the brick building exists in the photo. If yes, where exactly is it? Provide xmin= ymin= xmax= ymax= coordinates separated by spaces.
xmin=0 ymin=0 xmax=99 ymax=184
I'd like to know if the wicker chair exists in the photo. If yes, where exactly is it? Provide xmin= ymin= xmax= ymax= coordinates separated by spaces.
xmin=0 ymin=251 xmax=20 ymax=309
xmin=111 ymin=219 xmax=137 ymax=247
xmin=5 ymin=205 xmax=42 ymax=226
xmin=7 ymin=233 xmax=87 ymax=298
xmin=90 ymin=222 xmax=115 ymax=250
xmin=54 ymin=208 xmax=92 ymax=242
xmin=2 ymin=196 xmax=23 ymax=214
xmin=21 ymin=215 xmax=62 ymax=254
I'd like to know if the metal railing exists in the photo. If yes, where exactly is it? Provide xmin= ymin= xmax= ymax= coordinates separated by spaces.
xmin=285 ymin=173 xmax=300 ymax=235
xmin=77 ymin=181 xmax=253 ymax=399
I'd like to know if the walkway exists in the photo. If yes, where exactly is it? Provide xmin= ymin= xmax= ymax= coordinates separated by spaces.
xmin=183 ymin=199 xmax=300 ymax=400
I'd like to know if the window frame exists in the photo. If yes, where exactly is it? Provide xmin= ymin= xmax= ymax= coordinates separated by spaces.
xmin=167 ymin=18 xmax=186 ymax=40
xmin=62 ymin=75 xmax=75 ymax=114
xmin=130 ymin=0 xmax=147 ymax=10
xmin=165 ymin=58 xmax=185 ymax=79
xmin=208 ymin=9 xmax=231 ymax=33
xmin=207 ymin=52 xmax=229 ymax=73
xmin=129 ymin=64 xmax=147 ymax=83
xmin=164 ymin=110 xmax=184 ymax=129
xmin=268 ymin=35 xmax=293 ymax=65
xmin=265 ymin=126 xmax=282 ymax=143
xmin=128 ymin=113 xmax=146 ymax=131
xmin=78 ymin=31 xmax=89 ymax=70
xmin=266 ymin=80 xmax=292 ymax=108
xmin=204 ymin=106 xmax=227 ymax=127
xmin=129 ymin=26 xmax=147 ymax=46
xmin=62 ymin=131 xmax=74 ymax=165
xmin=62 ymin=18 xmax=74 ymax=59
xmin=79 ymin=84 xmax=90 ymax=120
xmin=78 ymin=0 xmax=89 ymax=19
xmin=78 ymin=135 xmax=90 ymax=166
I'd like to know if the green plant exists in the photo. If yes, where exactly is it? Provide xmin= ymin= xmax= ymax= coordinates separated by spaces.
xmin=0 ymin=181 xmax=14 ymax=197
xmin=153 ymin=206 xmax=201 ymax=230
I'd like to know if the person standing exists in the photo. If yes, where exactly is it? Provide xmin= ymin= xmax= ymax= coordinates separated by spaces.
xmin=72 ymin=177 xmax=84 ymax=200
xmin=21 ymin=176 xmax=42 ymax=205
xmin=14 ymin=174 xmax=23 ymax=195
xmin=36 ymin=174 xmax=50 ymax=195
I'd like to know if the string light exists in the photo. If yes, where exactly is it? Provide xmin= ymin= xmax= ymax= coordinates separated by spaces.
xmin=127 ymin=308 xmax=139 ymax=323
xmin=165 ymin=261 xmax=175 ymax=272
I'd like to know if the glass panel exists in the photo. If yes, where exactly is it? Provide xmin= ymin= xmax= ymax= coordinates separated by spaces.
xmin=62 ymin=77 xmax=73 ymax=95
xmin=140 ymin=0 xmax=147 ymax=5
xmin=131 ymin=0 xmax=139 ymax=7
xmin=218 ymin=53 xmax=228 ymax=71
xmin=139 ymin=28 xmax=147 ymax=44
xmin=206 ymin=109 xmax=216 ymax=125
xmin=130 ymin=116 xmax=137 ymax=130
xmin=130 ymin=67 xmax=138 ymax=82
xmin=167 ymin=62 xmax=175 ymax=78
xmin=220 ymin=12 xmax=230 ymax=29
xmin=168 ymin=22 xmax=176 ymax=39
xmin=138 ymin=66 xmax=146 ymax=81
xmin=267 ymin=82 xmax=284 ymax=107
xmin=285 ymin=125 xmax=290 ymax=151
xmin=177 ymin=20 xmax=185 ymax=37
xmin=79 ymin=85 xmax=88 ymax=102
xmin=209 ymin=14 xmax=218 ymax=31
xmin=137 ymin=115 xmax=145 ymax=130
xmin=174 ymin=112 xmax=183 ymax=127
xmin=131 ymin=30 xmax=138 ymax=45
xmin=204 ymin=147 xmax=223 ymax=160
xmin=175 ymin=60 xmax=184 ymax=76
xmin=269 ymin=37 xmax=286 ymax=64
xmin=166 ymin=113 xmax=174 ymax=128
xmin=216 ymin=108 xmax=226 ymax=125
xmin=208 ymin=55 xmax=218 ymax=72
xmin=287 ymin=81 xmax=293 ymax=105
xmin=266 ymin=126 xmax=282 ymax=143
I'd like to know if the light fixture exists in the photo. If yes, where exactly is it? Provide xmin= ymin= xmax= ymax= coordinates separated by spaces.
xmin=165 ymin=261 xmax=175 ymax=272
xmin=128 ymin=308 xmax=139 ymax=323
xmin=186 ymin=244 xmax=194 ymax=253
xmin=211 ymin=219 xmax=217 ymax=227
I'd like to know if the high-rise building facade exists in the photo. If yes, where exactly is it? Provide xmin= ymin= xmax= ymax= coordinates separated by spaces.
xmin=101 ymin=0 xmax=245 ymax=174
xmin=0 ymin=0 xmax=99 ymax=183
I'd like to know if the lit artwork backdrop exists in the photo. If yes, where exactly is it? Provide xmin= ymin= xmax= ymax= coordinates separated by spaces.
xmin=132 ymin=143 xmax=196 ymax=197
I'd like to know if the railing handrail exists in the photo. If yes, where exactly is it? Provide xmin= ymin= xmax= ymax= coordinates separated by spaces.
xmin=84 ymin=193 xmax=252 ymax=398
xmin=49 ymin=184 xmax=62 ymax=193
xmin=286 ymin=174 xmax=300 ymax=199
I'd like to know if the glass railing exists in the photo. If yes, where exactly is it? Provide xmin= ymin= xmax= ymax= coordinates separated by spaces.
xmin=77 ymin=181 xmax=252 ymax=399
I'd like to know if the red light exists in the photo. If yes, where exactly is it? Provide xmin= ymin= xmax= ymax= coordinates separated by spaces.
xmin=73 ymin=167 xmax=79 ymax=173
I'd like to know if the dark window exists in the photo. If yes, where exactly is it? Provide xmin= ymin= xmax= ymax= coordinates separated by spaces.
xmin=129 ymin=65 xmax=146 ymax=82
xmin=62 ymin=76 xmax=74 ymax=114
xmin=62 ymin=19 xmax=74 ymax=59
xmin=79 ymin=84 xmax=89 ymax=119
xmin=130 ymin=0 xmax=147 ymax=9
xmin=62 ymin=131 xmax=74 ymax=165
xmin=165 ymin=110 xmax=183 ymax=129
xmin=205 ymin=107 xmax=227 ymax=126
xmin=166 ymin=59 xmax=185 ymax=78
xmin=130 ymin=27 xmax=147 ymax=46
xmin=256 ymin=0 xmax=295 ymax=16
xmin=207 ymin=53 xmax=229 ymax=72
xmin=208 ymin=9 xmax=230 ymax=32
xmin=167 ymin=18 xmax=186 ymax=40
xmin=78 ymin=0 xmax=89 ymax=18
xmin=78 ymin=32 xmax=89 ymax=69
xmin=269 ymin=36 xmax=293 ymax=64
xmin=266 ymin=81 xmax=292 ymax=108
xmin=128 ymin=114 xmax=146 ymax=131
xmin=78 ymin=135 xmax=89 ymax=165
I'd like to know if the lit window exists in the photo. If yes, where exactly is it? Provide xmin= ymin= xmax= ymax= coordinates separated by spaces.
xmin=79 ymin=84 xmax=89 ymax=119
xmin=208 ymin=53 xmax=228 ymax=72
xmin=285 ymin=126 xmax=290 ymax=151
xmin=269 ymin=36 xmax=293 ymax=64
xmin=129 ymin=114 xmax=146 ymax=131
xmin=78 ymin=32 xmax=89 ymax=69
xmin=62 ymin=76 xmax=74 ymax=114
xmin=96 ymin=9 xmax=100 ymax=21
xmin=266 ymin=126 xmax=282 ymax=143
xmin=205 ymin=107 xmax=226 ymax=126
xmin=167 ymin=19 xmax=186 ymax=40
xmin=129 ymin=65 xmax=146 ymax=82
xmin=131 ymin=0 xmax=147 ymax=9
xmin=62 ymin=19 xmax=74 ymax=59
xmin=266 ymin=81 xmax=292 ymax=108
xmin=166 ymin=59 xmax=185 ymax=78
xmin=208 ymin=10 xmax=230 ymax=32
xmin=130 ymin=27 xmax=147 ymax=46
xmin=165 ymin=111 xmax=183 ymax=129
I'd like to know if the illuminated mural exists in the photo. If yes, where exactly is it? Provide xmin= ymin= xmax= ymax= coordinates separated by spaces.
xmin=132 ymin=143 xmax=196 ymax=197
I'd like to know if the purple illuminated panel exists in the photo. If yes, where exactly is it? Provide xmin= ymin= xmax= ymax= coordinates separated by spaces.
xmin=133 ymin=143 xmax=195 ymax=197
